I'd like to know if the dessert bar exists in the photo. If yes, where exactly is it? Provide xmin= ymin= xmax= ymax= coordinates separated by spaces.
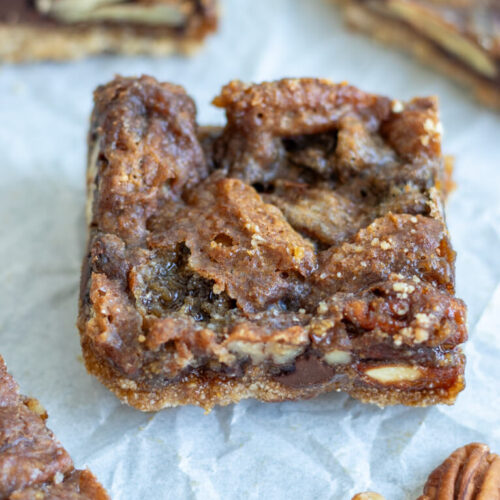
xmin=0 ymin=0 xmax=217 ymax=62
xmin=338 ymin=0 xmax=500 ymax=109
xmin=0 ymin=356 xmax=109 ymax=499
xmin=78 ymin=76 xmax=467 ymax=411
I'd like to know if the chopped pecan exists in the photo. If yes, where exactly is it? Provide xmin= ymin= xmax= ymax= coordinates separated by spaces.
xmin=352 ymin=493 xmax=385 ymax=500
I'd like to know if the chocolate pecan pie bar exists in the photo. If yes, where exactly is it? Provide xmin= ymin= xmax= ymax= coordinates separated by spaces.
xmin=338 ymin=0 xmax=500 ymax=109
xmin=78 ymin=76 xmax=467 ymax=411
xmin=0 ymin=356 xmax=109 ymax=499
xmin=0 ymin=1 xmax=217 ymax=62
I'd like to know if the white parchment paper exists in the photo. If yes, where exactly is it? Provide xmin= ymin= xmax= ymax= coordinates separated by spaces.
xmin=0 ymin=1 xmax=499 ymax=498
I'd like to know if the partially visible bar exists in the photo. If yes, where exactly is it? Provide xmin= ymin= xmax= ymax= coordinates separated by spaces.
xmin=0 ymin=0 xmax=217 ymax=62
xmin=338 ymin=0 xmax=500 ymax=109
xmin=0 ymin=355 xmax=109 ymax=499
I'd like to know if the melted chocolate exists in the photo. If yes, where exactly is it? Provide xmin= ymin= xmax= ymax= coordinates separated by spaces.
xmin=276 ymin=354 xmax=338 ymax=388
xmin=0 ymin=0 xmax=52 ymax=25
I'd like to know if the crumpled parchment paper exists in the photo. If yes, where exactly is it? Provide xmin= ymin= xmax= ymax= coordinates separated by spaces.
xmin=0 ymin=1 xmax=499 ymax=498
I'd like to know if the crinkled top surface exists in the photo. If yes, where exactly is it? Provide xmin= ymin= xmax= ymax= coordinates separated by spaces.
xmin=81 ymin=76 xmax=466 ymax=379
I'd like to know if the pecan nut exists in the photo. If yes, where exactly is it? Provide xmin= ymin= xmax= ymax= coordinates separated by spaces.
xmin=36 ymin=0 xmax=189 ymax=26
xmin=352 ymin=493 xmax=385 ymax=500
xmin=418 ymin=443 xmax=500 ymax=499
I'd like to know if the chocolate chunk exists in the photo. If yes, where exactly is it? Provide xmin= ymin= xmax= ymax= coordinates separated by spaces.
xmin=275 ymin=354 xmax=338 ymax=388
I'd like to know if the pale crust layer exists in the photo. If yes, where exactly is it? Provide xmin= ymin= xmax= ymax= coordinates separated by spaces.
xmin=0 ymin=24 xmax=203 ymax=63
xmin=343 ymin=2 xmax=500 ymax=110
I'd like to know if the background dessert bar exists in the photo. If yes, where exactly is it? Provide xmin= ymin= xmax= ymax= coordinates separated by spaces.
xmin=0 ymin=356 xmax=109 ymax=499
xmin=338 ymin=0 xmax=500 ymax=109
xmin=0 ymin=0 xmax=217 ymax=62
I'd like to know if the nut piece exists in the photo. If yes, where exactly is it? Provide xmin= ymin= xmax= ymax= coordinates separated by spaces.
xmin=324 ymin=349 xmax=351 ymax=365
xmin=36 ymin=0 xmax=189 ymax=26
xmin=352 ymin=493 xmax=385 ymax=500
xmin=226 ymin=340 xmax=304 ymax=365
xmin=418 ymin=443 xmax=500 ymax=499
xmin=24 ymin=397 xmax=48 ymax=419
xmin=364 ymin=365 xmax=422 ymax=384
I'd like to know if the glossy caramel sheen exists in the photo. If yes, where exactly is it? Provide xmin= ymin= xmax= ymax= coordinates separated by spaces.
xmin=78 ymin=76 xmax=467 ymax=409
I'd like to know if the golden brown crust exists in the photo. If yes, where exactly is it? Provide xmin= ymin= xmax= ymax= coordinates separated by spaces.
xmin=82 ymin=337 xmax=465 ymax=411
xmin=0 ymin=24 xmax=203 ymax=62
xmin=341 ymin=2 xmax=500 ymax=110
xmin=9 ymin=470 xmax=110 ymax=500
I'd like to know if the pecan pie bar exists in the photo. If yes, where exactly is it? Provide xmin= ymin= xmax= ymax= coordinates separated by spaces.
xmin=338 ymin=0 xmax=500 ymax=109
xmin=0 ymin=356 xmax=109 ymax=499
xmin=78 ymin=76 xmax=467 ymax=411
xmin=0 ymin=0 xmax=217 ymax=62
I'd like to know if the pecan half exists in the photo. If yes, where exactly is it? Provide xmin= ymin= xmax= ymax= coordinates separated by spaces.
xmin=418 ymin=443 xmax=500 ymax=499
